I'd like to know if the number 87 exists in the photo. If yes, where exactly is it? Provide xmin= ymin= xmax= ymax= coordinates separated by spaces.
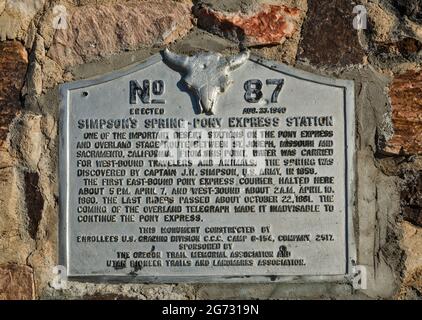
xmin=244 ymin=79 xmax=284 ymax=103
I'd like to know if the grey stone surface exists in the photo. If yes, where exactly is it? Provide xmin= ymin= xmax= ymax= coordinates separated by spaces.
xmin=59 ymin=51 xmax=355 ymax=282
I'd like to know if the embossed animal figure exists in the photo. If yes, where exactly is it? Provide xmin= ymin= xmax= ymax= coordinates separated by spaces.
xmin=163 ymin=49 xmax=250 ymax=114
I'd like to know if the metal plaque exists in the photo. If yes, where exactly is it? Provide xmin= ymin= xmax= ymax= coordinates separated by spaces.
xmin=59 ymin=50 xmax=356 ymax=283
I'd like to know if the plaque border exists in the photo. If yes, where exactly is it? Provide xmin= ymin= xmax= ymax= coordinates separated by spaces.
xmin=59 ymin=52 xmax=357 ymax=284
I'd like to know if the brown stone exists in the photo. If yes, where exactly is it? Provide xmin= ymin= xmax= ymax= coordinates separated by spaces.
xmin=0 ymin=167 xmax=33 ymax=266
xmin=385 ymin=71 xmax=422 ymax=155
xmin=366 ymin=1 xmax=422 ymax=64
xmin=398 ymin=222 xmax=422 ymax=299
xmin=396 ymin=38 xmax=422 ymax=56
xmin=83 ymin=293 xmax=137 ymax=300
xmin=400 ymin=170 xmax=422 ymax=227
xmin=0 ymin=264 xmax=34 ymax=300
xmin=47 ymin=1 xmax=193 ymax=68
xmin=400 ymin=267 xmax=422 ymax=299
xmin=403 ymin=207 xmax=422 ymax=228
xmin=10 ymin=113 xmax=42 ymax=170
xmin=0 ymin=41 xmax=28 ymax=149
xmin=366 ymin=2 xmax=398 ymax=44
xmin=297 ymin=0 xmax=365 ymax=67
xmin=193 ymin=2 xmax=301 ymax=46
xmin=0 ymin=0 xmax=46 ymax=41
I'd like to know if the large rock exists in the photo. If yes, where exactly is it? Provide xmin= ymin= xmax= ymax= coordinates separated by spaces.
xmin=297 ymin=0 xmax=365 ymax=67
xmin=366 ymin=2 xmax=398 ymax=43
xmin=10 ymin=113 xmax=43 ymax=170
xmin=400 ymin=170 xmax=422 ymax=227
xmin=0 ymin=41 xmax=28 ymax=167
xmin=391 ymin=0 xmax=422 ymax=24
xmin=399 ymin=222 xmax=422 ymax=299
xmin=47 ymin=0 xmax=193 ymax=68
xmin=0 ymin=0 xmax=45 ymax=41
xmin=384 ymin=70 xmax=422 ymax=155
xmin=0 ymin=264 xmax=34 ymax=300
xmin=366 ymin=1 xmax=422 ymax=63
xmin=23 ymin=171 xmax=44 ymax=240
xmin=0 ymin=168 xmax=33 ymax=266
xmin=193 ymin=1 xmax=303 ymax=46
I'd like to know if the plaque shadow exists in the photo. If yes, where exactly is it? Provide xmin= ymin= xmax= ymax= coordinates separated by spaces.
xmin=176 ymin=81 xmax=202 ymax=115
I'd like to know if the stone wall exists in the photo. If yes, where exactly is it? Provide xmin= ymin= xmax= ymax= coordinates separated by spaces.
xmin=0 ymin=0 xmax=421 ymax=300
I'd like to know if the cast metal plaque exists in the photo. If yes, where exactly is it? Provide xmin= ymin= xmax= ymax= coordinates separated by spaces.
xmin=59 ymin=50 xmax=356 ymax=282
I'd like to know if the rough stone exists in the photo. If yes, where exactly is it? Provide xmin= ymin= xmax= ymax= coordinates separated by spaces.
xmin=0 ymin=168 xmax=33 ymax=266
xmin=0 ymin=0 xmax=45 ymax=41
xmin=395 ymin=38 xmax=422 ymax=57
xmin=10 ymin=113 xmax=43 ymax=170
xmin=47 ymin=0 xmax=193 ymax=68
xmin=366 ymin=1 xmax=422 ymax=66
xmin=0 ymin=264 xmax=34 ymax=300
xmin=27 ymin=200 xmax=57 ymax=298
xmin=193 ymin=1 xmax=302 ymax=46
xmin=0 ymin=168 xmax=19 ymax=253
xmin=367 ymin=2 xmax=398 ymax=43
xmin=400 ymin=170 xmax=422 ymax=227
xmin=0 ymin=41 xmax=28 ymax=146
xmin=0 ymin=41 xmax=28 ymax=169
xmin=24 ymin=172 xmax=44 ymax=240
xmin=385 ymin=70 xmax=422 ymax=155
xmin=398 ymin=222 xmax=422 ymax=299
xmin=0 ymin=1 xmax=6 ymax=14
xmin=25 ymin=61 xmax=43 ymax=96
xmin=23 ymin=35 xmax=45 ymax=97
xmin=391 ymin=0 xmax=422 ymax=24
xmin=297 ymin=0 xmax=365 ymax=67
xmin=42 ymin=282 xmax=197 ymax=300
xmin=42 ymin=57 xmax=63 ymax=89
